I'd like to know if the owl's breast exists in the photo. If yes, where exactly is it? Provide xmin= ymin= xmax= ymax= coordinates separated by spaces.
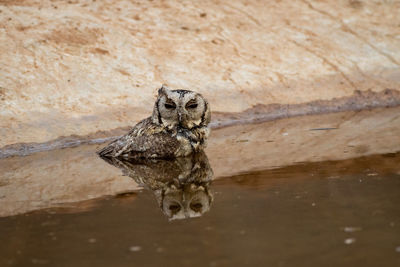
xmin=175 ymin=134 xmax=194 ymax=157
xmin=174 ymin=126 xmax=210 ymax=157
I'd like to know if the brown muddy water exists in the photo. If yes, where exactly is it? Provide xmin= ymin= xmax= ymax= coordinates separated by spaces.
xmin=1 ymin=108 xmax=400 ymax=266
xmin=1 ymin=151 xmax=400 ymax=267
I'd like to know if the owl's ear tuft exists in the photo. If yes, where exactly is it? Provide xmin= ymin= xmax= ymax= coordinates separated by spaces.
xmin=158 ymin=84 xmax=171 ymax=95
xmin=201 ymin=99 xmax=211 ymax=126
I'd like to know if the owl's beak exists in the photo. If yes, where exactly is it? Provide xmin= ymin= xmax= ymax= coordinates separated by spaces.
xmin=178 ymin=110 xmax=191 ymax=129
xmin=178 ymin=112 xmax=182 ymax=123
xmin=178 ymin=111 xmax=188 ymax=127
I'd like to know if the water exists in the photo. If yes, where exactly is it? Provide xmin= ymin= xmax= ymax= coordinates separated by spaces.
xmin=1 ymin=152 xmax=399 ymax=267
xmin=1 ymin=108 xmax=399 ymax=266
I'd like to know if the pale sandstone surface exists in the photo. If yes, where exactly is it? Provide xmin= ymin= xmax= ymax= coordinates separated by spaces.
xmin=0 ymin=144 xmax=140 ymax=217
xmin=208 ymin=106 xmax=400 ymax=177
xmin=1 ymin=0 xmax=400 ymax=147
xmin=0 ymin=107 xmax=399 ymax=217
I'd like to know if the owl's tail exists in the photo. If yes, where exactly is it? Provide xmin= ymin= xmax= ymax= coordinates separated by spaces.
xmin=97 ymin=137 xmax=121 ymax=157
xmin=96 ymin=145 xmax=114 ymax=157
xmin=97 ymin=135 xmax=127 ymax=157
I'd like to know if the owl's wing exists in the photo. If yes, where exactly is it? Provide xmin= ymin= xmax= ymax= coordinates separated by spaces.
xmin=97 ymin=118 xmax=179 ymax=158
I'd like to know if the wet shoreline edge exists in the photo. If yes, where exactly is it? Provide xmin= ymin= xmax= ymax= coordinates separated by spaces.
xmin=1 ymin=89 xmax=399 ymax=159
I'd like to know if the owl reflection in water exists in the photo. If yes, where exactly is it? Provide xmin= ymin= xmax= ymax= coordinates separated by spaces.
xmin=98 ymin=85 xmax=211 ymax=159
xmin=102 ymin=152 xmax=214 ymax=220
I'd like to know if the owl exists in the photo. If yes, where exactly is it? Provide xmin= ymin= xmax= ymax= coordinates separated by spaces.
xmin=98 ymin=85 xmax=211 ymax=159
xmin=102 ymin=152 xmax=214 ymax=220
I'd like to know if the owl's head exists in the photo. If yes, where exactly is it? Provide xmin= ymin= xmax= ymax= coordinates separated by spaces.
xmin=161 ymin=183 xmax=213 ymax=220
xmin=152 ymin=85 xmax=211 ymax=130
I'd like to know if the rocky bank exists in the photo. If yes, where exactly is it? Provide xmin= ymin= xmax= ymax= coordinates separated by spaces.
xmin=1 ymin=0 xmax=400 ymax=153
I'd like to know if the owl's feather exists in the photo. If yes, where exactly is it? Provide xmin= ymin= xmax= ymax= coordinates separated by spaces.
xmin=98 ymin=117 xmax=180 ymax=158
xmin=98 ymin=85 xmax=210 ymax=159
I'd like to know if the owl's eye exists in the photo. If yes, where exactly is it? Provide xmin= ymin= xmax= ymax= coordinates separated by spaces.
xmin=169 ymin=204 xmax=181 ymax=212
xmin=186 ymin=103 xmax=198 ymax=109
xmin=164 ymin=103 xmax=176 ymax=110
xmin=190 ymin=202 xmax=203 ymax=212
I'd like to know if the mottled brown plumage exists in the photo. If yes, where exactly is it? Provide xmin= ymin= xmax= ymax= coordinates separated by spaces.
xmin=98 ymin=85 xmax=211 ymax=159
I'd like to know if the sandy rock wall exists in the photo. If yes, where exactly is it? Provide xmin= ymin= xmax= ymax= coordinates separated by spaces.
xmin=1 ymin=0 xmax=399 ymax=147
